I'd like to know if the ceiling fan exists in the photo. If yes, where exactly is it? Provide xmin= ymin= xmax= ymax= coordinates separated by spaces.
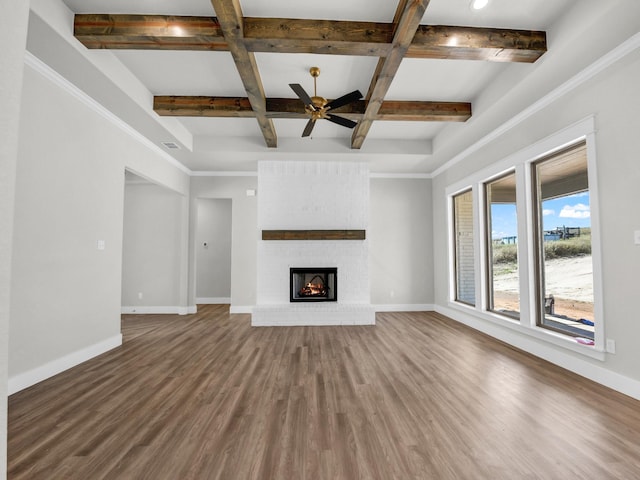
xmin=289 ymin=67 xmax=363 ymax=137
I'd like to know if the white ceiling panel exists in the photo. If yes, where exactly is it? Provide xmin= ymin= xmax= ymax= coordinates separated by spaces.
xmin=389 ymin=58 xmax=507 ymax=102
xmin=62 ymin=0 xmax=215 ymax=16
xmin=114 ymin=50 xmax=245 ymax=96
xmin=255 ymin=53 xmax=378 ymax=99
xmin=239 ymin=0 xmax=397 ymax=22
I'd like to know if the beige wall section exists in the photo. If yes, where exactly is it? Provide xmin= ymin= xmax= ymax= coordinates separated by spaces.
xmin=370 ymin=178 xmax=433 ymax=306
xmin=1 ymin=2 xmax=30 ymax=476
xmin=189 ymin=175 xmax=435 ymax=311
xmin=10 ymin=57 xmax=189 ymax=387
xmin=432 ymin=42 xmax=640 ymax=384
xmin=122 ymin=182 xmax=186 ymax=308
xmin=189 ymin=177 xmax=258 ymax=310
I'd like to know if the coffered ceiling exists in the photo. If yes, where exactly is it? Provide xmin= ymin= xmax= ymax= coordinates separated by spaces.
xmin=31 ymin=0 xmax=580 ymax=173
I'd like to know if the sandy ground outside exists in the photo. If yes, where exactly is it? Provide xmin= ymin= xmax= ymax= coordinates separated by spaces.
xmin=492 ymin=255 xmax=594 ymax=321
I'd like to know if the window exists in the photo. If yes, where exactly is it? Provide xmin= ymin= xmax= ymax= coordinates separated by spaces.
xmin=447 ymin=118 xmax=601 ymax=354
xmin=453 ymin=190 xmax=475 ymax=305
xmin=485 ymin=172 xmax=520 ymax=318
xmin=532 ymin=141 xmax=594 ymax=340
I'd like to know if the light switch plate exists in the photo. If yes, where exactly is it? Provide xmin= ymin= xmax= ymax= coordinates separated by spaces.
xmin=634 ymin=230 xmax=640 ymax=245
xmin=606 ymin=338 xmax=616 ymax=354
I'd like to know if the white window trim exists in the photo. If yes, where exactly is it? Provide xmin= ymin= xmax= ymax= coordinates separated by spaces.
xmin=446 ymin=116 xmax=605 ymax=360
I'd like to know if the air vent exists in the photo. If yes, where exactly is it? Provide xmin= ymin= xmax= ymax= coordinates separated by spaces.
xmin=161 ymin=141 xmax=181 ymax=150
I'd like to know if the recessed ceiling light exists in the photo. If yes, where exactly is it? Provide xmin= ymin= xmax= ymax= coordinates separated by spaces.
xmin=471 ymin=0 xmax=489 ymax=10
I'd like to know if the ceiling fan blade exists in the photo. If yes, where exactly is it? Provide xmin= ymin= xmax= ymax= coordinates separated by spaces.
xmin=302 ymin=119 xmax=316 ymax=137
xmin=326 ymin=114 xmax=357 ymax=129
xmin=325 ymin=90 xmax=363 ymax=111
xmin=289 ymin=83 xmax=316 ymax=111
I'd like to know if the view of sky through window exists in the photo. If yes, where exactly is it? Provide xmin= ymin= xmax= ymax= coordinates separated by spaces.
xmin=491 ymin=192 xmax=590 ymax=240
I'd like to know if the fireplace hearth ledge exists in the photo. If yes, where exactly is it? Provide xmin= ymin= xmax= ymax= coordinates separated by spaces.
xmin=252 ymin=304 xmax=375 ymax=327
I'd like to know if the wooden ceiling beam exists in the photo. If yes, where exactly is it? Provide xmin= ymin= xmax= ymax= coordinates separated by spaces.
xmin=74 ymin=14 xmax=546 ymax=62
xmin=408 ymin=25 xmax=547 ymax=62
xmin=209 ymin=0 xmax=277 ymax=147
xmin=377 ymin=100 xmax=471 ymax=121
xmin=351 ymin=0 xmax=431 ymax=149
xmin=242 ymin=17 xmax=392 ymax=56
xmin=154 ymin=96 xmax=255 ymax=117
xmin=73 ymin=14 xmax=228 ymax=50
xmin=153 ymin=96 xmax=471 ymax=122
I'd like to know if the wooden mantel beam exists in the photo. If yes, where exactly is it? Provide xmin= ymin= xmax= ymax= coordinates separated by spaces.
xmin=74 ymin=14 xmax=547 ymax=62
xmin=153 ymin=96 xmax=472 ymax=122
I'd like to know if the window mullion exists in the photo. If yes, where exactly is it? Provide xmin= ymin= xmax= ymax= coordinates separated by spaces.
xmin=516 ymin=164 xmax=535 ymax=327
xmin=474 ymin=185 xmax=487 ymax=313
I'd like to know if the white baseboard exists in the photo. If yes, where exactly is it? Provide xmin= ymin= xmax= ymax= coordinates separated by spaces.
xmin=229 ymin=305 xmax=253 ymax=314
xmin=230 ymin=305 xmax=436 ymax=316
xmin=435 ymin=304 xmax=640 ymax=402
xmin=121 ymin=306 xmax=195 ymax=315
xmin=373 ymin=304 xmax=435 ymax=312
xmin=8 ymin=334 xmax=123 ymax=395
xmin=196 ymin=297 xmax=231 ymax=304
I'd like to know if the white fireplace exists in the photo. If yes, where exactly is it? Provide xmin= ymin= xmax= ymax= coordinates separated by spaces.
xmin=252 ymin=160 xmax=375 ymax=326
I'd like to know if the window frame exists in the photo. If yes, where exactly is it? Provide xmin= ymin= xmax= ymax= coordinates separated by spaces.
xmin=483 ymin=170 xmax=520 ymax=320
xmin=451 ymin=189 xmax=476 ymax=307
xmin=530 ymin=141 xmax=594 ymax=339
xmin=446 ymin=116 xmax=605 ymax=358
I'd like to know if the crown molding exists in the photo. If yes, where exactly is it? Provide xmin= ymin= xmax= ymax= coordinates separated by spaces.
xmin=432 ymin=32 xmax=640 ymax=178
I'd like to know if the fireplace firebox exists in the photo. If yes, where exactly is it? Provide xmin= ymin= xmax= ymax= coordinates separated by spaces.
xmin=290 ymin=268 xmax=337 ymax=302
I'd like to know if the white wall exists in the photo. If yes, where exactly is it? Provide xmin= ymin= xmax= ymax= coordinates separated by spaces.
xmin=189 ymin=174 xmax=434 ymax=313
xmin=432 ymin=30 xmax=640 ymax=393
xmin=0 ymin=2 xmax=30 ymax=475
xmin=9 ymin=55 xmax=189 ymax=392
xmin=195 ymin=198 xmax=232 ymax=301
xmin=122 ymin=181 xmax=187 ymax=311
xmin=370 ymin=178 xmax=433 ymax=308
xmin=189 ymin=176 xmax=258 ymax=311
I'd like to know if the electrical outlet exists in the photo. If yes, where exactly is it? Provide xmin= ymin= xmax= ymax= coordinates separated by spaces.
xmin=634 ymin=230 xmax=640 ymax=245
xmin=138 ymin=292 xmax=143 ymax=300
xmin=606 ymin=338 xmax=616 ymax=354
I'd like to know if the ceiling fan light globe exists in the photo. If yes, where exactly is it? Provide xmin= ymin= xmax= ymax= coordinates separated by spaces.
xmin=311 ymin=96 xmax=327 ymax=109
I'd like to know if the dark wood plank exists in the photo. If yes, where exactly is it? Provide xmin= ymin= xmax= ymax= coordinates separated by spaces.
xmin=74 ymin=14 xmax=227 ymax=51
xmin=74 ymin=14 xmax=547 ymax=63
xmin=351 ymin=0 xmax=431 ymax=149
xmin=262 ymin=230 xmax=366 ymax=241
xmin=154 ymin=96 xmax=471 ymax=122
xmin=242 ymin=17 xmax=392 ymax=56
xmin=154 ymin=95 xmax=256 ymax=117
xmin=209 ymin=0 xmax=277 ymax=148
xmin=377 ymin=100 xmax=471 ymax=121
xmin=408 ymin=25 xmax=547 ymax=62
xmin=8 ymin=306 xmax=640 ymax=479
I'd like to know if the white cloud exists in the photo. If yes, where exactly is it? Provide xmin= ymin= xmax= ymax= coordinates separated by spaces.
xmin=543 ymin=209 xmax=555 ymax=216
xmin=559 ymin=203 xmax=590 ymax=219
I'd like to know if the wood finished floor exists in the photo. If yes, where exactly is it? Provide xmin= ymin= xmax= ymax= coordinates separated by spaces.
xmin=8 ymin=305 xmax=640 ymax=479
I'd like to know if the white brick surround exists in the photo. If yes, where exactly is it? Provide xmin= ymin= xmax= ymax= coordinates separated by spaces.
xmin=253 ymin=161 xmax=374 ymax=326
